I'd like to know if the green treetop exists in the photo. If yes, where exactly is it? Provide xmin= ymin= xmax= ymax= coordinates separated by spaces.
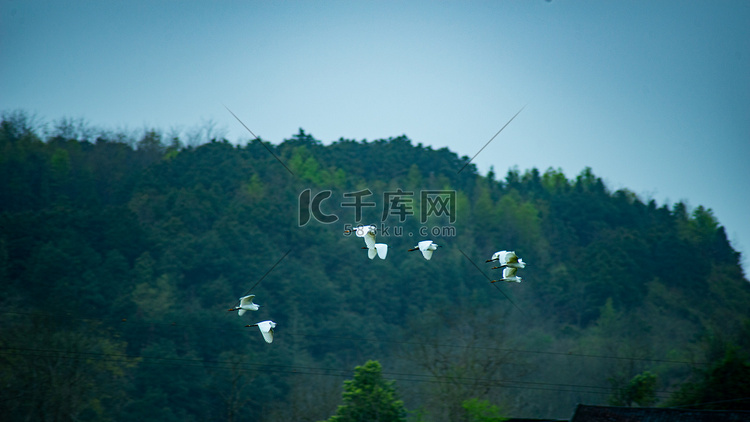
xmin=324 ymin=360 xmax=407 ymax=422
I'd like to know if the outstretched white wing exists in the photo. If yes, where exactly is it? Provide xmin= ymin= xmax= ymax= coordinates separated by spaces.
xmin=253 ymin=321 xmax=276 ymax=344
xmin=363 ymin=231 xmax=376 ymax=249
xmin=260 ymin=326 xmax=274 ymax=344
xmin=355 ymin=225 xmax=377 ymax=249
xmin=501 ymin=266 xmax=522 ymax=282
xmin=239 ymin=295 xmax=256 ymax=307
xmin=418 ymin=240 xmax=436 ymax=260
xmin=375 ymin=243 xmax=388 ymax=259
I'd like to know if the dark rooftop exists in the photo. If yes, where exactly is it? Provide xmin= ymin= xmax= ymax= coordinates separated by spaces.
xmin=570 ymin=404 xmax=750 ymax=422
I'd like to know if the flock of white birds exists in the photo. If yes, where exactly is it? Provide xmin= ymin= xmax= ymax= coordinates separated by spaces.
xmin=229 ymin=224 xmax=526 ymax=343
xmin=228 ymin=295 xmax=277 ymax=343
xmin=486 ymin=250 xmax=526 ymax=283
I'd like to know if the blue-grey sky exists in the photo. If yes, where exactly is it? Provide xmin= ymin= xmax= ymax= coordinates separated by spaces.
xmin=2 ymin=1 xmax=749 ymax=273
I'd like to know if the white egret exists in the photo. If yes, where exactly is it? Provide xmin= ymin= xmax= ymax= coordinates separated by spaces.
xmin=487 ymin=250 xmax=526 ymax=269
xmin=228 ymin=294 xmax=260 ymax=316
xmin=408 ymin=240 xmax=440 ymax=260
xmin=245 ymin=320 xmax=276 ymax=343
xmin=349 ymin=224 xmax=387 ymax=259
xmin=491 ymin=266 xmax=522 ymax=283
xmin=353 ymin=224 xmax=377 ymax=249
xmin=367 ymin=243 xmax=388 ymax=259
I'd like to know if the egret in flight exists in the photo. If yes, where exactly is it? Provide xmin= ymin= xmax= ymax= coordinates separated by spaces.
xmin=228 ymin=294 xmax=260 ymax=316
xmin=367 ymin=243 xmax=389 ymax=259
xmin=246 ymin=320 xmax=277 ymax=343
xmin=348 ymin=224 xmax=388 ymax=259
xmin=487 ymin=250 xmax=526 ymax=269
xmin=491 ymin=266 xmax=522 ymax=283
xmin=408 ymin=240 xmax=440 ymax=260
xmin=353 ymin=225 xmax=377 ymax=249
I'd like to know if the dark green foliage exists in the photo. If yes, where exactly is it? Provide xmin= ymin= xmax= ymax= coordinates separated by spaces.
xmin=667 ymin=344 xmax=750 ymax=411
xmin=608 ymin=371 xmax=658 ymax=407
xmin=1 ymin=111 xmax=749 ymax=420
xmin=462 ymin=398 xmax=507 ymax=422
xmin=0 ymin=313 xmax=136 ymax=422
xmin=324 ymin=360 xmax=407 ymax=422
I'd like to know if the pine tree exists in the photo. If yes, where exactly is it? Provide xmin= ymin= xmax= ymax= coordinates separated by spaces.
xmin=324 ymin=360 xmax=407 ymax=422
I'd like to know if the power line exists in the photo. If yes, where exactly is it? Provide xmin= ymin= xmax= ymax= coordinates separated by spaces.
xmin=667 ymin=397 xmax=750 ymax=409
xmin=238 ymin=248 xmax=292 ymax=299
xmin=0 ymin=346 xmax=677 ymax=399
xmin=457 ymin=105 xmax=526 ymax=174
xmin=224 ymin=104 xmax=295 ymax=176
xmin=0 ymin=310 xmax=709 ymax=367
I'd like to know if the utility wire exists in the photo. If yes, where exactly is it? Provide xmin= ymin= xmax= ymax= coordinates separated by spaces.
xmin=238 ymin=248 xmax=292 ymax=300
xmin=667 ymin=397 xmax=750 ymax=409
xmin=0 ymin=346 xmax=677 ymax=399
xmin=224 ymin=104 xmax=295 ymax=176
xmin=457 ymin=105 xmax=526 ymax=174
xmin=0 ymin=310 xmax=709 ymax=367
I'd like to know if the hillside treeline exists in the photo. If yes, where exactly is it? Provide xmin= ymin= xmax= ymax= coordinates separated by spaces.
xmin=1 ymin=111 xmax=748 ymax=421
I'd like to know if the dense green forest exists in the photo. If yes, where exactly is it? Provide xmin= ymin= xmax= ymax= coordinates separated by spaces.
xmin=1 ymin=110 xmax=749 ymax=421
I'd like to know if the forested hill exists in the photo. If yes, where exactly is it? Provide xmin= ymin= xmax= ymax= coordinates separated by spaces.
xmin=2 ymin=112 xmax=749 ymax=421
